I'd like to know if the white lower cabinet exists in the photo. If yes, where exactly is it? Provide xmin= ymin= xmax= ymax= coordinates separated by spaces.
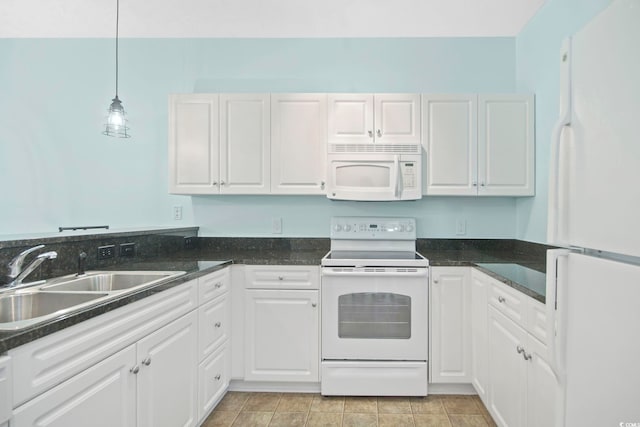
xmin=481 ymin=271 xmax=558 ymax=427
xmin=137 ymin=311 xmax=198 ymax=427
xmin=6 ymin=267 xmax=232 ymax=427
xmin=12 ymin=345 xmax=137 ymax=427
xmin=244 ymin=289 xmax=319 ymax=382
xmin=12 ymin=311 xmax=198 ymax=427
xmin=429 ymin=267 xmax=472 ymax=383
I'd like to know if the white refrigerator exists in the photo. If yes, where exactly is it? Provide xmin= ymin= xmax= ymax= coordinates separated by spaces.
xmin=546 ymin=0 xmax=640 ymax=426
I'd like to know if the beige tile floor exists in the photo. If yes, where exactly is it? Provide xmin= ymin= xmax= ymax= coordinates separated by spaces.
xmin=203 ymin=392 xmax=497 ymax=427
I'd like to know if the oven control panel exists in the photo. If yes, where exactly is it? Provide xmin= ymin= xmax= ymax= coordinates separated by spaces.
xmin=330 ymin=216 xmax=416 ymax=240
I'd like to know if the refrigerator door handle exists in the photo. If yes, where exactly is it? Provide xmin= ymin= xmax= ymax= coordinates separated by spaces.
xmin=546 ymin=248 xmax=570 ymax=383
xmin=548 ymin=38 xmax=572 ymax=246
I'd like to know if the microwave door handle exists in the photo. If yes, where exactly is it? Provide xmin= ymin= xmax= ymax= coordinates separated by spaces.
xmin=394 ymin=155 xmax=403 ymax=199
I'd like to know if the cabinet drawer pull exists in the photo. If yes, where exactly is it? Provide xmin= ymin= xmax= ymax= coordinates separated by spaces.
xmin=498 ymin=296 xmax=506 ymax=303
xmin=214 ymin=282 xmax=222 ymax=289
xmin=130 ymin=365 xmax=140 ymax=374
xmin=142 ymin=357 xmax=151 ymax=366
xmin=214 ymin=374 xmax=221 ymax=381
xmin=523 ymin=352 xmax=533 ymax=361
xmin=278 ymin=276 xmax=284 ymax=280
xmin=215 ymin=322 xmax=222 ymax=328
xmin=516 ymin=345 xmax=525 ymax=354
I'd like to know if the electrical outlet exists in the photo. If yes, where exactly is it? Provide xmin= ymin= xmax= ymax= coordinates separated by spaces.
xmin=173 ymin=205 xmax=183 ymax=220
xmin=456 ymin=219 xmax=467 ymax=236
xmin=184 ymin=236 xmax=196 ymax=250
xmin=272 ymin=218 xmax=283 ymax=234
xmin=120 ymin=243 xmax=135 ymax=257
xmin=97 ymin=245 xmax=116 ymax=260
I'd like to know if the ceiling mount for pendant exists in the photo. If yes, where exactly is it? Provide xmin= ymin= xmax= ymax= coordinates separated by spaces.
xmin=103 ymin=0 xmax=130 ymax=138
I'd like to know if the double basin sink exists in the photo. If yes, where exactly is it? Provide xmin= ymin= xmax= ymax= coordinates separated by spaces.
xmin=0 ymin=271 xmax=186 ymax=330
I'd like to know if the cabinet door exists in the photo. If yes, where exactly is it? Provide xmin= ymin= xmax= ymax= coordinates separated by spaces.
xmin=0 ymin=356 xmax=10 ymax=425
xmin=374 ymin=94 xmax=421 ymax=144
xmin=422 ymin=94 xmax=478 ymax=195
xmin=488 ymin=306 xmax=527 ymax=427
xmin=525 ymin=335 xmax=558 ymax=427
xmin=327 ymin=94 xmax=374 ymax=145
xmin=429 ymin=267 xmax=471 ymax=383
xmin=220 ymin=94 xmax=270 ymax=194
xmin=271 ymin=93 xmax=327 ymax=194
xmin=244 ymin=289 xmax=319 ymax=382
xmin=470 ymin=270 xmax=490 ymax=404
xmin=478 ymin=94 xmax=535 ymax=196
xmin=12 ymin=346 xmax=136 ymax=427
xmin=168 ymin=94 xmax=220 ymax=194
xmin=137 ymin=311 xmax=198 ymax=427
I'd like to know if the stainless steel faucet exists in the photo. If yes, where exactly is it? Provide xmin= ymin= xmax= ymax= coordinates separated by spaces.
xmin=2 ymin=244 xmax=58 ymax=289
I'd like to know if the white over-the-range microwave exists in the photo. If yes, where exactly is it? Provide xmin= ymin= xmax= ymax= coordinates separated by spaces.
xmin=326 ymin=143 xmax=422 ymax=201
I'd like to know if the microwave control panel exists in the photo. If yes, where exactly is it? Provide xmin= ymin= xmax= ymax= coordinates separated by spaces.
xmin=401 ymin=162 xmax=417 ymax=188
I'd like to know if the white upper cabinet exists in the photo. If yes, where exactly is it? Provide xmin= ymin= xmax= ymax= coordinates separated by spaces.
xmin=270 ymin=94 xmax=327 ymax=194
xmin=328 ymin=94 xmax=420 ymax=146
xmin=169 ymin=94 xmax=220 ymax=194
xmin=220 ymin=94 xmax=271 ymax=194
xmin=478 ymin=94 xmax=535 ymax=196
xmin=422 ymin=93 xmax=534 ymax=196
xmin=422 ymin=94 xmax=478 ymax=195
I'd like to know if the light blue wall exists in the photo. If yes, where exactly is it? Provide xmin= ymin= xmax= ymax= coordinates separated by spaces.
xmin=515 ymin=0 xmax=610 ymax=243
xmin=0 ymin=37 xmax=518 ymax=238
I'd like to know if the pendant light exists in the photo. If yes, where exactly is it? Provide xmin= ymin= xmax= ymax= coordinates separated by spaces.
xmin=103 ymin=0 xmax=130 ymax=138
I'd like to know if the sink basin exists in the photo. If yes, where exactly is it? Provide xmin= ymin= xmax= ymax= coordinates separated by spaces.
xmin=0 ymin=292 xmax=109 ymax=328
xmin=41 ymin=271 xmax=185 ymax=293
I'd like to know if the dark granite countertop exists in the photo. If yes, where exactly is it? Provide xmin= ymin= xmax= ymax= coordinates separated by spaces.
xmin=1 ymin=238 xmax=552 ymax=353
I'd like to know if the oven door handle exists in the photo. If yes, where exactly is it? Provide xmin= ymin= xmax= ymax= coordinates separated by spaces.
xmin=321 ymin=268 xmax=428 ymax=277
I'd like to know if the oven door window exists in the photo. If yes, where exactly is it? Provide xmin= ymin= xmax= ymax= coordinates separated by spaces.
xmin=338 ymin=292 xmax=411 ymax=339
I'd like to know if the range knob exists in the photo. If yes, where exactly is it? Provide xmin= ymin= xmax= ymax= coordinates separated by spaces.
xmin=398 ymin=224 xmax=406 ymax=232
xmin=406 ymin=224 xmax=414 ymax=232
xmin=344 ymin=224 xmax=352 ymax=232
xmin=333 ymin=224 xmax=343 ymax=232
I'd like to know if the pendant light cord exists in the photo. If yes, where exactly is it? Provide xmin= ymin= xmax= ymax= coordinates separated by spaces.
xmin=115 ymin=0 xmax=120 ymax=97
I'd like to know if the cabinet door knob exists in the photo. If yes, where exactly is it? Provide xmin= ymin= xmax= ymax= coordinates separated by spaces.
xmin=498 ymin=296 xmax=506 ymax=303
xmin=142 ymin=357 xmax=151 ymax=366
xmin=377 ymin=129 xmax=382 ymax=137
xmin=215 ymin=322 xmax=222 ymax=328
xmin=220 ymin=181 xmax=226 ymax=186
xmin=214 ymin=374 xmax=221 ymax=381
xmin=472 ymin=181 xmax=477 ymax=187
xmin=321 ymin=181 xmax=325 ymax=190
xmin=481 ymin=182 xmax=486 ymax=187
xmin=212 ymin=181 xmax=218 ymax=186
xmin=433 ymin=279 xmax=439 ymax=284
xmin=130 ymin=365 xmax=140 ymax=374
xmin=311 ymin=303 xmax=317 ymax=308
xmin=368 ymin=130 xmax=373 ymax=138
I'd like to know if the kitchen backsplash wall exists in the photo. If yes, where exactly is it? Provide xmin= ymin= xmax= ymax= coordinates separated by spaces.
xmin=0 ymin=37 xmax=517 ymax=239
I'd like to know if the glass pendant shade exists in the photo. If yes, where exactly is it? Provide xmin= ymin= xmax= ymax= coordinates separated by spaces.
xmin=104 ymin=95 xmax=130 ymax=138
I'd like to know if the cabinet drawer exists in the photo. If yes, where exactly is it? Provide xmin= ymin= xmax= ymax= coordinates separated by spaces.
xmin=489 ymin=280 xmax=527 ymax=327
xmin=527 ymin=299 xmax=548 ymax=345
xmin=0 ymin=356 xmax=10 ymax=424
xmin=198 ymin=344 xmax=229 ymax=421
xmin=245 ymin=266 xmax=319 ymax=289
xmin=199 ymin=267 xmax=230 ymax=304
xmin=198 ymin=294 xmax=229 ymax=361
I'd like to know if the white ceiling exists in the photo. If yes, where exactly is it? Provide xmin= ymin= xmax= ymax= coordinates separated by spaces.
xmin=0 ymin=0 xmax=546 ymax=38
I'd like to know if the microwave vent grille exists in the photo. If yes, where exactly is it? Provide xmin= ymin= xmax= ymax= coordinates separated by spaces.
xmin=329 ymin=144 xmax=421 ymax=154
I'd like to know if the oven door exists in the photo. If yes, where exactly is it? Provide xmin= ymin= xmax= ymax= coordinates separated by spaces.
xmin=326 ymin=154 xmax=421 ymax=201
xmin=321 ymin=267 xmax=428 ymax=361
